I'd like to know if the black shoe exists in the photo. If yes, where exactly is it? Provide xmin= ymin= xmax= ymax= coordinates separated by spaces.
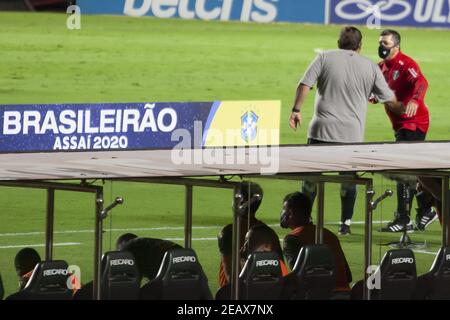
xmin=415 ymin=207 xmax=438 ymax=231
xmin=379 ymin=219 xmax=413 ymax=232
xmin=338 ymin=224 xmax=351 ymax=235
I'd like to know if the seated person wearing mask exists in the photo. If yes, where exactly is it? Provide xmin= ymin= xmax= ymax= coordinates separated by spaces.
xmin=280 ymin=192 xmax=352 ymax=292
xmin=241 ymin=224 xmax=289 ymax=276
xmin=215 ymin=224 xmax=288 ymax=300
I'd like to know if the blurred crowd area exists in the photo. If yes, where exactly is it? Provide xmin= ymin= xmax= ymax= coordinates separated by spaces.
xmin=0 ymin=0 xmax=74 ymax=11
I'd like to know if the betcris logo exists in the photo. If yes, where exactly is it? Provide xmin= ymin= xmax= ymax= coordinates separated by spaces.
xmin=123 ymin=0 xmax=277 ymax=22
xmin=329 ymin=0 xmax=450 ymax=28
xmin=78 ymin=0 xmax=326 ymax=24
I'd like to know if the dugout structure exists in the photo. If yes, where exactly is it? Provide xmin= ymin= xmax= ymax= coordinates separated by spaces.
xmin=0 ymin=142 xmax=450 ymax=300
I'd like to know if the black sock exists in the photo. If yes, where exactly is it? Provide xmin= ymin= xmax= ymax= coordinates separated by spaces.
xmin=341 ymin=185 xmax=356 ymax=223
xmin=302 ymin=181 xmax=317 ymax=205
xmin=416 ymin=189 xmax=434 ymax=214
xmin=396 ymin=182 xmax=412 ymax=222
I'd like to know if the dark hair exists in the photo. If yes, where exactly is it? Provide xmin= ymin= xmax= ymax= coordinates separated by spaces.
xmin=283 ymin=192 xmax=312 ymax=220
xmin=218 ymin=224 xmax=233 ymax=255
xmin=236 ymin=181 xmax=264 ymax=215
xmin=116 ymin=233 xmax=138 ymax=251
xmin=244 ymin=224 xmax=283 ymax=260
xmin=380 ymin=29 xmax=401 ymax=46
xmin=338 ymin=26 xmax=362 ymax=51
xmin=122 ymin=237 xmax=182 ymax=280
xmin=15 ymin=248 xmax=41 ymax=276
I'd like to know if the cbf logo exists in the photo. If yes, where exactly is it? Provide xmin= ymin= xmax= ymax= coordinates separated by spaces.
xmin=241 ymin=111 xmax=258 ymax=142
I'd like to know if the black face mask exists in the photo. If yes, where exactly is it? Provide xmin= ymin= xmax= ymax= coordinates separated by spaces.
xmin=280 ymin=209 xmax=290 ymax=229
xmin=378 ymin=45 xmax=391 ymax=59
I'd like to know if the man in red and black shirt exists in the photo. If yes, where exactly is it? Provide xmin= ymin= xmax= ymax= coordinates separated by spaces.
xmin=376 ymin=29 xmax=438 ymax=233
xmin=280 ymin=192 xmax=352 ymax=292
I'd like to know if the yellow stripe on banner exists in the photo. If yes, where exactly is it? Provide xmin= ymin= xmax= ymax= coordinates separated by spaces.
xmin=204 ymin=100 xmax=280 ymax=147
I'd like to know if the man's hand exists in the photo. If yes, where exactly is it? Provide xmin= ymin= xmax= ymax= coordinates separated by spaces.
xmin=368 ymin=94 xmax=378 ymax=104
xmin=289 ymin=111 xmax=302 ymax=131
xmin=289 ymin=84 xmax=310 ymax=131
xmin=384 ymin=96 xmax=405 ymax=116
xmin=405 ymin=100 xmax=419 ymax=118
xmin=368 ymin=97 xmax=378 ymax=104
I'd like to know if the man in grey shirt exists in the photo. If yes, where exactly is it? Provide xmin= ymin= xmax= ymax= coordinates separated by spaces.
xmin=289 ymin=26 xmax=405 ymax=235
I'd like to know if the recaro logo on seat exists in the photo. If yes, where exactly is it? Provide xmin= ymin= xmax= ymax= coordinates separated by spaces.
xmin=43 ymin=269 xmax=69 ymax=276
xmin=173 ymin=256 xmax=197 ymax=263
xmin=256 ymin=259 xmax=279 ymax=267
xmin=446 ymin=254 xmax=450 ymax=261
xmin=391 ymin=257 xmax=414 ymax=265
xmin=123 ymin=0 xmax=278 ymax=23
xmin=110 ymin=259 xmax=135 ymax=266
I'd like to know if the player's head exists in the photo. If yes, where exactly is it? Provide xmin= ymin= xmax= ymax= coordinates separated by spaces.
xmin=122 ymin=237 xmax=181 ymax=281
xmin=280 ymin=192 xmax=312 ymax=229
xmin=15 ymin=247 xmax=41 ymax=289
xmin=338 ymin=26 xmax=362 ymax=52
xmin=116 ymin=233 xmax=138 ymax=251
xmin=217 ymin=224 xmax=233 ymax=256
xmin=234 ymin=181 xmax=263 ymax=217
xmin=14 ymin=247 xmax=41 ymax=277
xmin=241 ymin=224 xmax=283 ymax=260
xmin=379 ymin=29 xmax=401 ymax=60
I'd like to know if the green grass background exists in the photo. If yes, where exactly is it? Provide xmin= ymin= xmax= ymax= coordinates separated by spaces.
xmin=1 ymin=12 xmax=449 ymax=298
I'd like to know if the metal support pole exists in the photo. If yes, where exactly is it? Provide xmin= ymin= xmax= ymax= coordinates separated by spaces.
xmin=363 ymin=182 xmax=374 ymax=300
xmin=185 ymin=185 xmax=193 ymax=249
xmin=315 ymin=182 xmax=325 ymax=244
xmin=93 ymin=189 xmax=104 ymax=300
xmin=45 ymin=188 xmax=55 ymax=261
xmin=442 ymin=177 xmax=449 ymax=247
xmin=231 ymin=185 xmax=241 ymax=300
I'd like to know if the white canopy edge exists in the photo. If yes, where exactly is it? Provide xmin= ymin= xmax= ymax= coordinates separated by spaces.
xmin=0 ymin=141 xmax=449 ymax=181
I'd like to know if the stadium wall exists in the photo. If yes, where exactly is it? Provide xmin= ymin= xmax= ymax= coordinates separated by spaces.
xmin=76 ymin=0 xmax=450 ymax=29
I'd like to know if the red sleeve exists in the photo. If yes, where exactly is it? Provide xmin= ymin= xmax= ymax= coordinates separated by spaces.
xmin=405 ymin=60 xmax=428 ymax=102
xmin=280 ymin=260 xmax=289 ymax=276
xmin=219 ymin=261 xmax=228 ymax=288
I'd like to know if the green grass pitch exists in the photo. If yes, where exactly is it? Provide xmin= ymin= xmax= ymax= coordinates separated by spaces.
xmin=1 ymin=12 xmax=450 ymax=297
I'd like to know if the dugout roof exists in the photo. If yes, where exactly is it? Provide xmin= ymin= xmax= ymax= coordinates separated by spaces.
xmin=0 ymin=141 xmax=449 ymax=180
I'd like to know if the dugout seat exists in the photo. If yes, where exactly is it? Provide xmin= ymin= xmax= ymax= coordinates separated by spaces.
xmin=282 ymin=245 xmax=336 ymax=299
xmin=215 ymin=251 xmax=285 ymax=300
xmin=414 ymin=247 xmax=450 ymax=299
xmin=351 ymin=249 xmax=417 ymax=300
xmin=239 ymin=251 xmax=285 ymax=299
xmin=7 ymin=260 xmax=72 ymax=300
xmin=101 ymin=251 xmax=140 ymax=300
xmin=140 ymin=248 xmax=212 ymax=300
